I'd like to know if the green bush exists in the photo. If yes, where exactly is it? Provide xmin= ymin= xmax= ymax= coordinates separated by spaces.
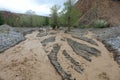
xmin=93 ymin=19 xmax=109 ymax=28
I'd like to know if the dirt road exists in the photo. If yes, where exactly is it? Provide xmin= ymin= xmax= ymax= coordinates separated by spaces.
xmin=0 ymin=30 xmax=119 ymax=80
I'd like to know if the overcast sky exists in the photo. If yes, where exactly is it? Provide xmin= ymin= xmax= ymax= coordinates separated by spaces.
xmin=0 ymin=0 xmax=69 ymax=16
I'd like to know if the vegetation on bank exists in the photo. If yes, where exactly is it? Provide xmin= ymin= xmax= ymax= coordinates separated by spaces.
xmin=0 ymin=11 xmax=49 ymax=27
xmin=0 ymin=0 xmax=110 ymax=29
xmin=50 ymin=5 xmax=60 ymax=29
xmin=78 ymin=19 xmax=109 ymax=29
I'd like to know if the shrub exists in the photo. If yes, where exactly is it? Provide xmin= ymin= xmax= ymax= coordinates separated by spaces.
xmin=93 ymin=19 xmax=109 ymax=28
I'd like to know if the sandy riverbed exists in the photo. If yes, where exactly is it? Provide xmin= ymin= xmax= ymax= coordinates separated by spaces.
xmin=0 ymin=31 xmax=119 ymax=80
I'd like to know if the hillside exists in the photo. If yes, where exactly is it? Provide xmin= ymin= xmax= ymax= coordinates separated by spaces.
xmin=75 ymin=0 xmax=120 ymax=26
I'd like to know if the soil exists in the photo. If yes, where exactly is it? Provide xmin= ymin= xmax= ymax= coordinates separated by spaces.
xmin=0 ymin=30 xmax=120 ymax=80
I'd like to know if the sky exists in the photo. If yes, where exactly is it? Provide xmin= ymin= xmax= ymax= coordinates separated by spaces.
xmin=0 ymin=0 xmax=69 ymax=16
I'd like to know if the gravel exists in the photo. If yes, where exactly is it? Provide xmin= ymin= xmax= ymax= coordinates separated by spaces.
xmin=0 ymin=25 xmax=25 ymax=52
xmin=14 ymin=27 xmax=43 ymax=35
xmin=92 ymin=27 xmax=120 ymax=64
xmin=36 ymin=32 xmax=48 ymax=37
xmin=70 ymin=27 xmax=120 ymax=41
xmin=105 ymin=36 xmax=120 ymax=64
xmin=70 ymin=27 xmax=120 ymax=64
xmin=91 ymin=27 xmax=120 ymax=41
xmin=67 ymin=38 xmax=101 ymax=61
xmin=62 ymin=50 xmax=84 ymax=74
xmin=41 ymin=36 xmax=55 ymax=46
xmin=48 ymin=44 xmax=73 ymax=80
xmin=106 ymin=36 xmax=120 ymax=51
xmin=72 ymin=35 xmax=98 ymax=46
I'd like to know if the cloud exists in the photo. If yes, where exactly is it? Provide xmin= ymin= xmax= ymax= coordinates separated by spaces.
xmin=34 ymin=0 xmax=66 ymax=6
xmin=0 ymin=0 xmax=78 ymax=16
xmin=0 ymin=0 xmax=52 ymax=16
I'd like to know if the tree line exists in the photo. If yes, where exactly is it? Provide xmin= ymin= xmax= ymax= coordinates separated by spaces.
xmin=0 ymin=11 xmax=49 ymax=27
xmin=0 ymin=0 xmax=80 ymax=31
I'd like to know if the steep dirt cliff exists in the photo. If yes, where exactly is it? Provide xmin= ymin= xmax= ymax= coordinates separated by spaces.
xmin=75 ymin=0 xmax=120 ymax=26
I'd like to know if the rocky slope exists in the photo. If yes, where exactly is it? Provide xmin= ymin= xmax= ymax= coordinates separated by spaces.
xmin=75 ymin=0 xmax=120 ymax=26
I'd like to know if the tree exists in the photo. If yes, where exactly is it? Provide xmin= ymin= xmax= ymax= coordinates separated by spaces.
xmin=0 ymin=13 xmax=4 ymax=25
xmin=44 ymin=17 xmax=49 ymax=26
xmin=58 ymin=10 xmax=67 ymax=27
xmin=50 ymin=5 xmax=60 ymax=29
xmin=63 ymin=0 xmax=80 ymax=31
